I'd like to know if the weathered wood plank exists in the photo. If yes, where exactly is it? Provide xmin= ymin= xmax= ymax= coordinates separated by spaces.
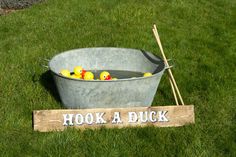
xmin=33 ymin=105 xmax=194 ymax=132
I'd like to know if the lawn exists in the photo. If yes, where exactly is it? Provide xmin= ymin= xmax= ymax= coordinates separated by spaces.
xmin=0 ymin=0 xmax=235 ymax=156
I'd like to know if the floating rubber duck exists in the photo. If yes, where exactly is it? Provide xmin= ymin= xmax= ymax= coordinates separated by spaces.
xmin=60 ymin=69 xmax=71 ymax=77
xmin=100 ymin=71 xmax=112 ymax=80
xmin=143 ymin=72 xmax=152 ymax=77
xmin=74 ymin=66 xmax=86 ymax=79
xmin=84 ymin=72 xmax=94 ymax=80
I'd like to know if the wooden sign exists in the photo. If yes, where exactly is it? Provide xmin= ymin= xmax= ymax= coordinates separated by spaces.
xmin=33 ymin=105 xmax=194 ymax=132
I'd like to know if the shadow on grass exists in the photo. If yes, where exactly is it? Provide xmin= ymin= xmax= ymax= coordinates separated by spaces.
xmin=39 ymin=70 xmax=61 ymax=103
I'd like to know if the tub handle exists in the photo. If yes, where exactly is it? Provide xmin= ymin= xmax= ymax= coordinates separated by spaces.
xmin=165 ymin=65 xmax=173 ymax=70
xmin=165 ymin=59 xmax=175 ymax=70
xmin=40 ymin=58 xmax=50 ymax=69
xmin=42 ymin=65 xmax=49 ymax=69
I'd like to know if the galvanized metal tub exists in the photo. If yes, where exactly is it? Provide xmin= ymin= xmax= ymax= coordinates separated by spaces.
xmin=49 ymin=47 xmax=165 ymax=109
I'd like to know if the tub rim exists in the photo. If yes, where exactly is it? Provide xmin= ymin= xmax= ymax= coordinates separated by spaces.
xmin=48 ymin=47 xmax=165 ymax=82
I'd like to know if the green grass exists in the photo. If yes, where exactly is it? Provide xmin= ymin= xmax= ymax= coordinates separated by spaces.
xmin=0 ymin=0 xmax=236 ymax=156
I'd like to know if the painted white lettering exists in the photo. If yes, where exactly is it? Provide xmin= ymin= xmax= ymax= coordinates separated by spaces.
xmin=158 ymin=111 xmax=168 ymax=122
xmin=75 ymin=114 xmax=84 ymax=125
xmin=85 ymin=113 xmax=93 ymax=125
xmin=95 ymin=112 xmax=106 ymax=124
xmin=63 ymin=114 xmax=74 ymax=126
xmin=112 ymin=112 xmax=122 ymax=124
xmin=128 ymin=112 xmax=138 ymax=123
xmin=149 ymin=111 xmax=157 ymax=122
xmin=139 ymin=111 xmax=148 ymax=123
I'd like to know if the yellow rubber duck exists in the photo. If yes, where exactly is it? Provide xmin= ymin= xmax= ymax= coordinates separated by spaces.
xmin=74 ymin=66 xmax=86 ymax=79
xmin=84 ymin=72 xmax=94 ymax=80
xmin=60 ymin=69 xmax=71 ymax=77
xmin=143 ymin=72 xmax=152 ymax=77
xmin=100 ymin=71 xmax=112 ymax=80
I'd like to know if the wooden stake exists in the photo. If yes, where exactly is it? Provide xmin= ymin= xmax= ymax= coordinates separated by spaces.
xmin=152 ymin=28 xmax=179 ymax=105
xmin=169 ymin=77 xmax=179 ymax=105
xmin=152 ymin=25 xmax=185 ymax=105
